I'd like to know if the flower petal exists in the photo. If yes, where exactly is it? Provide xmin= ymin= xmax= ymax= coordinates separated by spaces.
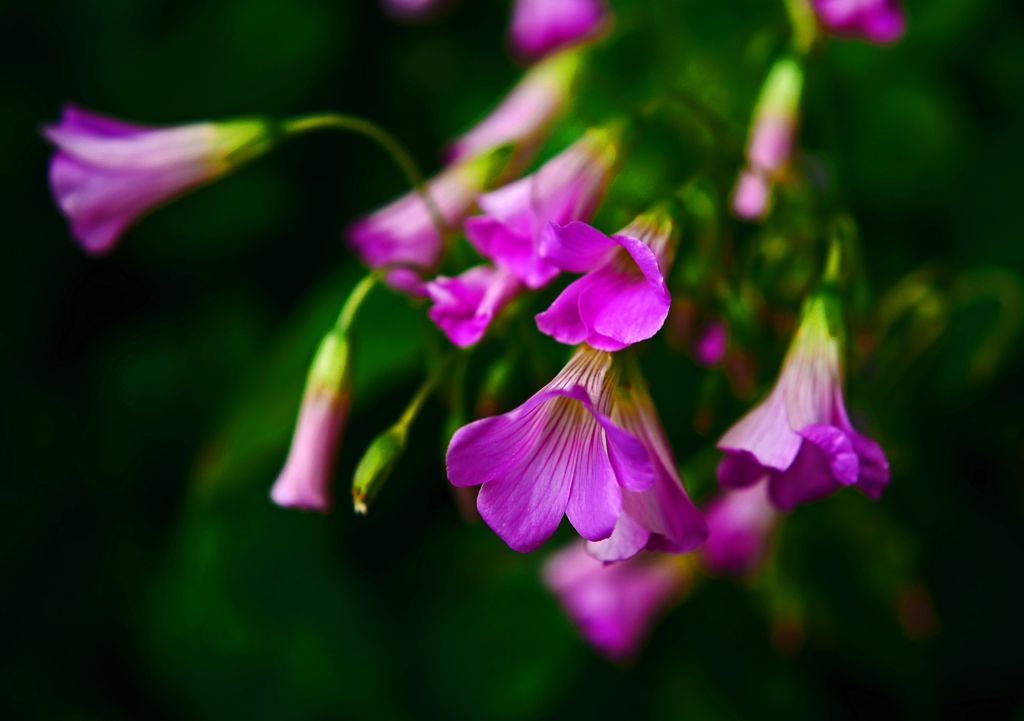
xmin=535 ymin=274 xmax=591 ymax=345
xmin=717 ymin=450 xmax=767 ymax=489
xmin=768 ymin=429 xmax=855 ymax=510
xmin=832 ymin=393 xmax=891 ymax=500
xmin=586 ymin=512 xmax=651 ymax=562
xmin=540 ymin=220 xmax=618 ymax=272
xmin=800 ymin=423 xmax=859 ymax=487
xmin=717 ymin=386 xmax=804 ymax=471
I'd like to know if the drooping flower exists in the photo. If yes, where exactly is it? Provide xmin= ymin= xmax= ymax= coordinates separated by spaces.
xmin=271 ymin=330 xmax=352 ymax=512
xmin=425 ymin=265 xmax=522 ymax=347
xmin=731 ymin=59 xmax=803 ymax=221
xmin=508 ymin=0 xmax=609 ymax=61
xmin=586 ymin=362 xmax=708 ymax=562
xmin=446 ymin=345 xmax=656 ymax=552
xmin=543 ymin=540 xmax=692 ymax=662
xmin=43 ymin=104 xmax=272 ymax=255
xmin=445 ymin=49 xmax=581 ymax=173
xmin=464 ymin=125 xmax=621 ymax=289
xmin=810 ymin=0 xmax=906 ymax=45
xmin=536 ymin=209 xmax=675 ymax=352
xmin=699 ymin=479 xmax=779 ymax=576
xmin=380 ymin=0 xmax=451 ymax=22
xmin=716 ymin=291 xmax=890 ymax=510
xmin=346 ymin=154 xmax=494 ymax=278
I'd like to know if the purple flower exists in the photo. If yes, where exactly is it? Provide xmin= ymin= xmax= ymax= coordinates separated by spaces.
xmin=425 ymin=265 xmax=522 ymax=347
xmin=380 ymin=0 xmax=451 ymax=22
xmin=44 ymin=104 xmax=271 ymax=255
xmin=346 ymin=156 xmax=490 ymax=276
xmin=508 ymin=0 xmax=609 ymax=61
xmin=464 ymin=126 xmax=621 ymax=289
xmin=586 ymin=370 xmax=708 ymax=562
xmin=536 ymin=210 xmax=674 ymax=352
xmin=446 ymin=345 xmax=656 ymax=552
xmin=811 ymin=0 xmax=907 ymax=45
xmin=543 ymin=541 xmax=691 ymax=662
xmin=445 ymin=50 xmax=580 ymax=171
xmin=699 ymin=479 xmax=779 ymax=576
xmin=731 ymin=59 xmax=803 ymax=221
xmin=693 ymin=319 xmax=728 ymax=367
xmin=271 ymin=332 xmax=351 ymax=513
xmin=716 ymin=292 xmax=890 ymax=510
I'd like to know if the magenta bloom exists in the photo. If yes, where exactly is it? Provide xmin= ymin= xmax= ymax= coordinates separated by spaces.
xmin=44 ymin=104 xmax=271 ymax=255
xmin=587 ymin=374 xmax=708 ymax=562
xmin=699 ymin=480 xmax=779 ymax=576
xmin=693 ymin=319 xmax=728 ymax=367
xmin=508 ymin=0 xmax=609 ymax=61
xmin=446 ymin=50 xmax=580 ymax=170
xmin=425 ymin=265 xmax=522 ymax=347
xmin=716 ymin=293 xmax=890 ymax=510
xmin=447 ymin=345 xmax=656 ymax=552
xmin=347 ymin=157 xmax=490 ymax=275
xmin=464 ymin=126 xmax=620 ymax=289
xmin=732 ymin=59 xmax=803 ymax=221
xmin=811 ymin=0 xmax=906 ymax=44
xmin=380 ymin=0 xmax=451 ymax=22
xmin=271 ymin=333 xmax=352 ymax=513
xmin=536 ymin=211 xmax=674 ymax=352
xmin=543 ymin=541 xmax=690 ymax=662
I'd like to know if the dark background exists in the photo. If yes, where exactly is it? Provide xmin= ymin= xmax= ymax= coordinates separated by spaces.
xmin=2 ymin=0 xmax=1023 ymax=718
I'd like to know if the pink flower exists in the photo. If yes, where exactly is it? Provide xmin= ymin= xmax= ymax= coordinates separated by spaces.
xmin=445 ymin=50 xmax=581 ymax=171
xmin=536 ymin=210 xmax=674 ymax=352
xmin=271 ymin=332 xmax=352 ymax=513
xmin=425 ymin=265 xmax=522 ymax=347
xmin=716 ymin=292 xmax=890 ymax=510
xmin=380 ymin=0 xmax=451 ymax=22
xmin=731 ymin=59 xmax=803 ymax=221
xmin=699 ymin=479 xmax=779 ymax=576
xmin=446 ymin=345 xmax=656 ymax=552
xmin=464 ymin=126 xmax=621 ymax=289
xmin=508 ymin=0 xmax=609 ymax=61
xmin=811 ymin=0 xmax=906 ymax=45
xmin=44 ymin=104 xmax=271 ymax=255
xmin=693 ymin=319 xmax=728 ymax=367
xmin=587 ymin=370 xmax=708 ymax=562
xmin=346 ymin=156 xmax=491 ymax=275
xmin=543 ymin=541 xmax=691 ymax=662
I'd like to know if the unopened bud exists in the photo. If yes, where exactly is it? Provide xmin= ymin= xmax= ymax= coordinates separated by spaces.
xmin=352 ymin=425 xmax=407 ymax=515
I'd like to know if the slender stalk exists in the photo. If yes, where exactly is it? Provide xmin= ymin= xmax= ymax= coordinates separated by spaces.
xmin=335 ymin=273 xmax=379 ymax=335
xmin=282 ymin=112 xmax=449 ymax=244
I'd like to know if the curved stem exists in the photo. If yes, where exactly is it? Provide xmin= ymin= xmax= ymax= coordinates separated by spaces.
xmin=282 ymin=112 xmax=450 ymax=243
xmin=335 ymin=272 xmax=380 ymax=335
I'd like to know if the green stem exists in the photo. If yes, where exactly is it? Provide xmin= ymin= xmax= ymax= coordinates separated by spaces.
xmin=335 ymin=273 xmax=379 ymax=335
xmin=397 ymin=356 xmax=449 ymax=431
xmin=282 ymin=112 xmax=449 ymax=244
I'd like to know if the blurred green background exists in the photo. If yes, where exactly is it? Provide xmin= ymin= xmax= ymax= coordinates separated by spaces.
xmin=2 ymin=0 xmax=1024 ymax=718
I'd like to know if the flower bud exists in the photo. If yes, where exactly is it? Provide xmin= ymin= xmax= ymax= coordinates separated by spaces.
xmin=270 ymin=332 xmax=352 ymax=513
xmin=351 ymin=425 xmax=407 ymax=515
xmin=44 ymin=104 xmax=273 ymax=255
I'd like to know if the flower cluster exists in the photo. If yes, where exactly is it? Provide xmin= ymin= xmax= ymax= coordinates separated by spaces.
xmin=42 ymin=0 xmax=905 ymax=662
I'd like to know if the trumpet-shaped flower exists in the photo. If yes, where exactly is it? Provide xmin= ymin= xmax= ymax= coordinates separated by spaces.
xmin=699 ymin=479 xmax=779 ymax=576
xmin=811 ymin=0 xmax=906 ymax=45
xmin=586 ymin=369 xmax=707 ymax=562
xmin=44 ymin=104 xmax=271 ymax=255
xmin=716 ymin=292 xmax=890 ymax=510
xmin=732 ymin=59 xmax=803 ymax=221
xmin=447 ymin=345 xmax=656 ymax=552
xmin=543 ymin=541 xmax=691 ymax=662
xmin=271 ymin=331 xmax=352 ymax=512
xmin=346 ymin=156 xmax=491 ymax=275
xmin=508 ymin=0 xmax=609 ymax=61
xmin=425 ymin=265 xmax=522 ymax=347
xmin=464 ymin=126 xmax=620 ymax=289
xmin=445 ymin=50 xmax=580 ymax=172
xmin=536 ymin=210 xmax=674 ymax=352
